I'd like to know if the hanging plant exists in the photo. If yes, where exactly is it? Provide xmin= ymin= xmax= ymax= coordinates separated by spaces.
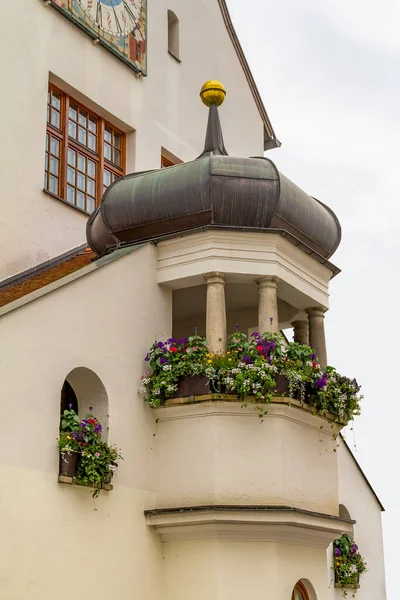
xmin=333 ymin=534 xmax=367 ymax=597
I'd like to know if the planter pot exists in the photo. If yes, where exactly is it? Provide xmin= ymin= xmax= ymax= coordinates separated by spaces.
xmin=59 ymin=451 xmax=79 ymax=477
xmin=273 ymin=374 xmax=290 ymax=396
xmin=175 ymin=375 xmax=211 ymax=398
xmin=334 ymin=572 xmax=360 ymax=588
xmin=102 ymin=468 xmax=115 ymax=485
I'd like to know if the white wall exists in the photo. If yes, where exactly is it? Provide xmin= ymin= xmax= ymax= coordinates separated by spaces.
xmin=324 ymin=441 xmax=387 ymax=599
xmin=0 ymin=0 xmax=264 ymax=280
xmin=0 ymin=244 xmax=171 ymax=600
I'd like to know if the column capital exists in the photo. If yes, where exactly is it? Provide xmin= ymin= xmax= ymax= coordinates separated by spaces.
xmin=306 ymin=306 xmax=328 ymax=317
xmin=256 ymin=275 xmax=278 ymax=289
xmin=204 ymin=272 xmax=226 ymax=285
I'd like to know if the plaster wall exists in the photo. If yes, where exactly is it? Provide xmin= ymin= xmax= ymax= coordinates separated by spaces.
xmin=0 ymin=244 xmax=171 ymax=600
xmin=162 ymin=539 xmax=328 ymax=600
xmin=153 ymin=401 xmax=340 ymax=514
xmin=0 ymin=0 xmax=264 ymax=280
xmin=324 ymin=441 xmax=387 ymax=599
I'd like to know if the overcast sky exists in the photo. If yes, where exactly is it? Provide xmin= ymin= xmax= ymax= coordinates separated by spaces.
xmin=227 ymin=1 xmax=399 ymax=597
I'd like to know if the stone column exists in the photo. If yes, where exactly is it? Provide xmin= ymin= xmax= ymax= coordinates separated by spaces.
xmin=204 ymin=272 xmax=227 ymax=353
xmin=291 ymin=320 xmax=309 ymax=346
xmin=307 ymin=307 xmax=328 ymax=367
xmin=257 ymin=276 xmax=279 ymax=334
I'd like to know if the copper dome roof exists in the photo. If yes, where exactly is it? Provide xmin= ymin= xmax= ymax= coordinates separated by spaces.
xmin=87 ymin=85 xmax=341 ymax=260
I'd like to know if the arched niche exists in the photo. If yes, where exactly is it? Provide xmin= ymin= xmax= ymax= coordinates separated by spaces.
xmin=60 ymin=367 xmax=109 ymax=440
xmin=167 ymin=10 xmax=179 ymax=60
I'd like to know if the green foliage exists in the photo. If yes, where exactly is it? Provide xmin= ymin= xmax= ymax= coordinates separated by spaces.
xmin=57 ymin=407 xmax=123 ymax=497
xmin=60 ymin=407 xmax=81 ymax=432
xmin=77 ymin=441 xmax=123 ymax=497
xmin=140 ymin=331 xmax=363 ymax=424
xmin=333 ymin=534 xmax=367 ymax=597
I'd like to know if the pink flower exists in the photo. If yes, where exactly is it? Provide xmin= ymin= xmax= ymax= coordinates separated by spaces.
xmin=95 ymin=452 xmax=100 ymax=458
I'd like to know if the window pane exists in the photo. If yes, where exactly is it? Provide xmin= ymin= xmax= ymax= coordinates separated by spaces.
xmin=113 ymin=148 xmax=121 ymax=166
xmin=103 ymin=170 xmax=111 ymax=187
xmin=77 ymin=172 xmax=86 ymax=191
xmin=45 ymin=154 xmax=49 ymax=171
xmin=77 ymin=190 xmax=85 ymax=210
xmin=51 ymin=109 xmax=60 ymax=129
xmin=78 ymin=126 xmax=86 ymax=145
xmin=46 ymin=134 xmax=49 ymax=151
xmin=68 ymin=120 xmax=77 ymax=139
xmin=78 ymin=154 xmax=86 ymax=172
xmin=79 ymin=110 xmax=87 ymax=127
xmin=88 ymin=116 xmax=97 ymax=133
xmin=87 ymin=197 xmax=95 ymax=214
xmin=88 ymin=133 xmax=96 ymax=151
xmin=104 ymin=126 xmax=112 ymax=143
xmin=88 ymin=159 xmax=96 ymax=178
xmin=69 ymin=104 xmax=78 ymax=121
xmin=67 ymin=166 xmax=76 ymax=185
xmin=67 ymin=185 xmax=75 ymax=204
xmin=52 ymin=92 xmax=61 ymax=110
xmin=104 ymin=142 xmax=112 ymax=161
xmin=49 ymin=175 xmax=58 ymax=194
xmin=50 ymin=137 xmax=60 ymax=157
xmin=47 ymin=105 xmax=50 ymax=124
xmin=87 ymin=178 xmax=95 ymax=196
xmin=49 ymin=156 xmax=59 ymax=176
xmin=67 ymin=148 xmax=76 ymax=167
xmin=114 ymin=131 xmax=121 ymax=148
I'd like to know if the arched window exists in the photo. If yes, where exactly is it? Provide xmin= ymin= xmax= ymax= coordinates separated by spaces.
xmin=60 ymin=367 xmax=109 ymax=440
xmin=292 ymin=581 xmax=310 ymax=600
xmin=167 ymin=10 xmax=180 ymax=60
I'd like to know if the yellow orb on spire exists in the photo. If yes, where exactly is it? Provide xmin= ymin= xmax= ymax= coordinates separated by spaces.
xmin=200 ymin=81 xmax=226 ymax=107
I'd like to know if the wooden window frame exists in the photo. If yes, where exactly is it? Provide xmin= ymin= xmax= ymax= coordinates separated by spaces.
xmin=291 ymin=581 xmax=309 ymax=600
xmin=45 ymin=84 xmax=126 ymax=215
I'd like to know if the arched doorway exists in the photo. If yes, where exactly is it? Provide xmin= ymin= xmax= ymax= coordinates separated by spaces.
xmin=292 ymin=581 xmax=309 ymax=600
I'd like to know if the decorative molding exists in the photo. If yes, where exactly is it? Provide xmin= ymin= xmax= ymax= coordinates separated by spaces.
xmin=153 ymin=397 xmax=344 ymax=435
xmin=156 ymin=231 xmax=333 ymax=309
xmin=145 ymin=505 xmax=354 ymax=546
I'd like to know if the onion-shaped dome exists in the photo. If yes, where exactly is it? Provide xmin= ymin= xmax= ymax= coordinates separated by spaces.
xmin=87 ymin=82 xmax=341 ymax=259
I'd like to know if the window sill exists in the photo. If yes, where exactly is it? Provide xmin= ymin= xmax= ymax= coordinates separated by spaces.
xmin=43 ymin=189 xmax=92 ymax=217
xmin=334 ymin=584 xmax=360 ymax=590
xmin=58 ymin=474 xmax=113 ymax=491
xmin=168 ymin=51 xmax=181 ymax=63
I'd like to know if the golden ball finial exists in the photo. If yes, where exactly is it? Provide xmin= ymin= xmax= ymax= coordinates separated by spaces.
xmin=200 ymin=81 xmax=226 ymax=107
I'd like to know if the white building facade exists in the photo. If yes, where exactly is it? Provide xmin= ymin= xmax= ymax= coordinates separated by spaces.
xmin=0 ymin=2 xmax=386 ymax=600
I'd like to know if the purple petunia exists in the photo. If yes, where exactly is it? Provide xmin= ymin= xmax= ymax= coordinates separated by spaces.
xmin=242 ymin=355 xmax=252 ymax=364
xmin=334 ymin=547 xmax=341 ymax=557
xmin=145 ymin=353 xmax=150 ymax=362
xmin=159 ymin=357 xmax=169 ymax=365
xmin=350 ymin=544 xmax=358 ymax=557
xmin=315 ymin=374 xmax=328 ymax=389
xmin=68 ymin=403 xmax=73 ymax=409
xmin=311 ymin=353 xmax=316 ymax=361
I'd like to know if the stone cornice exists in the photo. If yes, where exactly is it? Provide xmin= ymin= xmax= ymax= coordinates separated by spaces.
xmin=145 ymin=505 xmax=354 ymax=546
xmin=153 ymin=396 xmax=345 ymax=434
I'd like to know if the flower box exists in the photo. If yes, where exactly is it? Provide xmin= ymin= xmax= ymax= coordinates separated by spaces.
xmin=59 ymin=451 xmax=79 ymax=477
xmin=334 ymin=572 xmax=360 ymax=588
xmin=175 ymin=375 xmax=211 ymax=398
xmin=273 ymin=374 xmax=290 ymax=396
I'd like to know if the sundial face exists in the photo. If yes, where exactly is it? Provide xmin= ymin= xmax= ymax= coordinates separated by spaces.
xmin=48 ymin=0 xmax=147 ymax=74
